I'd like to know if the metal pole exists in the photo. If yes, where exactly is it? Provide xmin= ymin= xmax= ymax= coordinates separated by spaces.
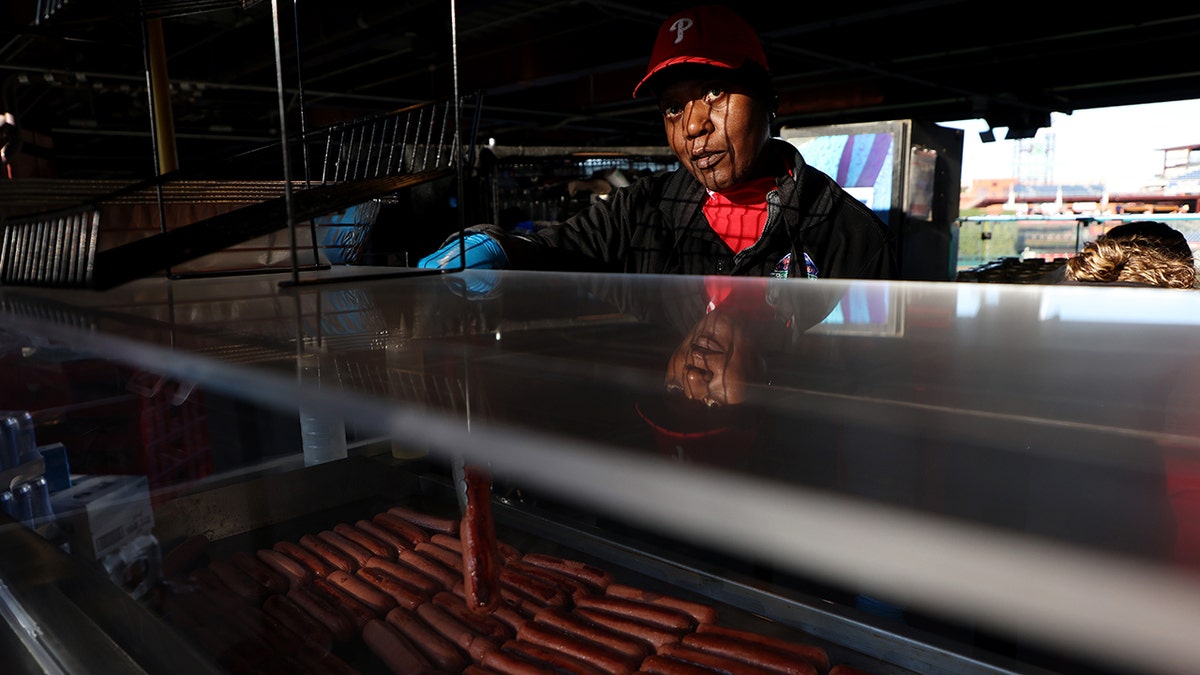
xmin=143 ymin=17 xmax=178 ymax=174
xmin=269 ymin=0 xmax=299 ymax=286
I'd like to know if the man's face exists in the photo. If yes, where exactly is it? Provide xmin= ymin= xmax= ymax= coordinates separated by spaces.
xmin=658 ymin=77 xmax=771 ymax=192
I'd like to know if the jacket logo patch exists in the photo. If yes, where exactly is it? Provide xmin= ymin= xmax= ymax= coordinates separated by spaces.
xmin=772 ymin=252 xmax=819 ymax=279
xmin=804 ymin=252 xmax=820 ymax=278
xmin=772 ymin=253 xmax=792 ymax=278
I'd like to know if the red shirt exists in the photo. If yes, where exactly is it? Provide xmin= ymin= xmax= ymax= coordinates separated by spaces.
xmin=702 ymin=176 xmax=776 ymax=253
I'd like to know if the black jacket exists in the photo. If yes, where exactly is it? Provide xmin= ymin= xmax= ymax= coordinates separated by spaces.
xmin=473 ymin=139 xmax=898 ymax=280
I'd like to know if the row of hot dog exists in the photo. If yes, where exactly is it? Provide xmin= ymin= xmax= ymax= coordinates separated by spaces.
xmin=154 ymin=503 xmax=878 ymax=675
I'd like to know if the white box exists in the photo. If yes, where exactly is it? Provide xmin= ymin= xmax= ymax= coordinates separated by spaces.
xmin=49 ymin=475 xmax=154 ymax=560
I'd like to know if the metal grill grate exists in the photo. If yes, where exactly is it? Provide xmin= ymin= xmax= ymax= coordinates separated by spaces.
xmin=234 ymin=98 xmax=464 ymax=186
xmin=0 ymin=210 xmax=99 ymax=287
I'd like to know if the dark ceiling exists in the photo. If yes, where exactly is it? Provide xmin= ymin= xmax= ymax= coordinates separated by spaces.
xmin=4 ymin=0 xmax=1200 ymax=180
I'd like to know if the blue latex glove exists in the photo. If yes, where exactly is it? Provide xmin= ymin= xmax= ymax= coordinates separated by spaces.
xmin=417 ymin=233 xmax=508 ymax=270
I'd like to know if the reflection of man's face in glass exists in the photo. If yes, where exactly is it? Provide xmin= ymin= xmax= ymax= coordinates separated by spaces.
xmin=665 ymin=307 xmax=760 ymax=407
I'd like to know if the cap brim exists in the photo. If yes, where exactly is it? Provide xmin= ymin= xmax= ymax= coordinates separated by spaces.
xmin=632 ymin=56 xmax=737 ymax=98
xmin=635 ymin=394 xmax=764 ymax=465
xmin=635 ymin=393 xmax=759 ymax=438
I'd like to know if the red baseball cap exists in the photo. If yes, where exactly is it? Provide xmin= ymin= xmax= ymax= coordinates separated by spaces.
xmin=633 ymin=5 xmax=769 ymax=99
xmin=635 ymin=394 xmax=763 ymax=467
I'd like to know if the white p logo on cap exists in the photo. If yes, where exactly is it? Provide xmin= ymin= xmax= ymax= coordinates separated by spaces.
xmin=670 ymin=18 xmax=694 ymax=44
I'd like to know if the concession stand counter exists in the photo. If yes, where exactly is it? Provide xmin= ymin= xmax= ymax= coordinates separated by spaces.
xmin=0 ymin=268 xmax=1198 ymax=675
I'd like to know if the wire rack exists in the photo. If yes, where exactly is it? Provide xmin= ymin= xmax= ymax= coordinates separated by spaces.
xmin=0 ymin=96 xmax=479 ymax=289
xmin=33 ymin=0 xmax=263 ymax=25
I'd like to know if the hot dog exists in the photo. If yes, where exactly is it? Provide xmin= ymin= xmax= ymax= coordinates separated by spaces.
xmin=463 ymin=666 xmax=507 ymax=675
xmin=416 ymin=600 xmax=500 ymax=661
xmin=299 ymin=533 xmax=358 ymax=573
xmin=494 ymin=602 xmax=530 ymax=634
xmin=640 ymin=654 xmax=733 ymax=675
xmin=261 ymin=593 xmax=334 ymax=654
xmin=605 ymin=584 xmax=717 ymax=625
xmin=571 ymin=595 xmax=694 ymax=633
xmin=286 ymin=585 xmax=356 ymax=643
xmin=659 ymin=643 xmax=783 ymax=675
xmin=356 ymin=566 xmax=427 ymax=610
xmin=326 ymin=569 xmax=398 ymax=616
xmin=481 ymin=645 xmax=580 ymax=675
xmin=449 ymin=581 xmax=531 ymax=630
xmin=362 ymin=618 xmax=435 ymax=675
xmin=416 ymin=541 xmax=464 ymax=570
xmin=570 ymin=607 xmax=682 ymax=650
xmin=499 ymin=639 xmax=610 ymax=675
xmin=256 ymin=547 xmax=313 ymax=591
xmin=397 ymin=548 xmax=460 ymax=589
xmin=461 ymin=463 xmax=502 ymax=614
xmin=435 ymin=534 xmax=520 ymax=564
xmin=207 ymin=559 xmax=269 ymax=604
xmin=693 ymin=624 xmax=831 ymax=673
xmin=515 ymin=618 xmax=638 ymax=674
xmin=531 ymin=606 xmax=650 ymax=662
xmin=317 ymin=530 xmax=374 ymax=568
xmin=356 ymin=519 xmax=413 ymax=557
xmin=229 ymin=550 xmax=289 ymax=595
xmin=452 ymin=579 xmax=543 ymax=619
xmin=499 ymin=566 xmax=569 ymax=608
xmin=680 ymin=632 xmax=819 ymax=675
xmin=432 ymin=590 xmax=514 ymax=642
xmin=430 ymin=532 xmax=463 ymax=552
xmin=273 ymin=540 xmax=335 ymax=578
xmin=310 ymin=576 xmax=374 ymax=630
xmin=507 ymin=560 xmax=597 ymax=599
xmin=373 ymin=512 xmax=433 ymax=547
xmin=333 ymin=522 xmax=395 ymax=560
xmin=387 ymin=504 xmax=459 ymax=535
xmin=520 ymin=553 xmax=613 ymax=590
xmin=385 ymin=606 xmax=469 ymax=673
xmin=451 ymin=569 xmax=532 ymax=612
xmin=364 ymin=556 xmax=445 ymax=596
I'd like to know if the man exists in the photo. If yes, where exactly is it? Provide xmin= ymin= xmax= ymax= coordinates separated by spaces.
xmin=419 ymin=4 xmax=897 ymax=279
xmin=1063 ymin=220 xmax=1197 ymax=288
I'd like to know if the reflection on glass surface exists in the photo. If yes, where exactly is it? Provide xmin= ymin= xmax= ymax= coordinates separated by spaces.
xmin=1040 ymin=284 xmax=1200 ymax=325
xmin=4 ymin=270 xmax=1200 ymax=557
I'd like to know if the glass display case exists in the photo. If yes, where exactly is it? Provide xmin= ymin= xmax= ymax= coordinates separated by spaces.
xmin=1 ymin=268 xmax=1199 ymax=675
